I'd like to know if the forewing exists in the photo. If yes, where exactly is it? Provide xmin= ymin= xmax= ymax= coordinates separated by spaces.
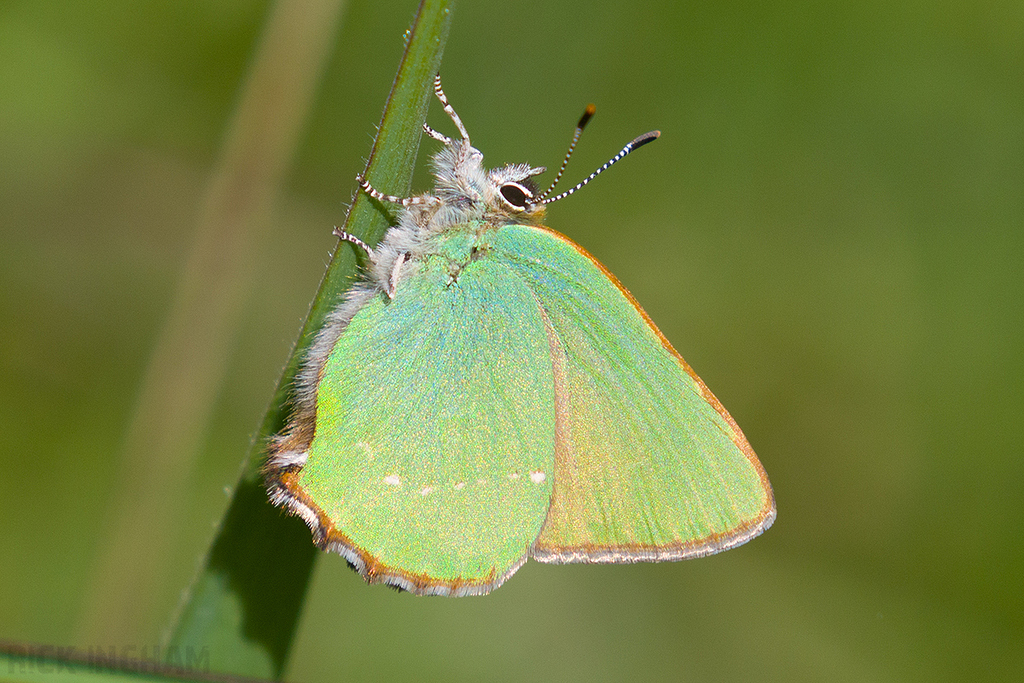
xmin=492 ymin=224 xmax=775 ymax=562
xmin=291 ymin=256 xmax=556 ymax=595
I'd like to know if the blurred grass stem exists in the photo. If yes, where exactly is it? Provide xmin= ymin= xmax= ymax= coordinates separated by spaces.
xmin=77 ymin=0 xmax=348 ymax=647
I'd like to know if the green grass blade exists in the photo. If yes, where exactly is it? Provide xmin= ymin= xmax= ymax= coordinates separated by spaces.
xmin=163 ymin=1 xmax=455 ymax=678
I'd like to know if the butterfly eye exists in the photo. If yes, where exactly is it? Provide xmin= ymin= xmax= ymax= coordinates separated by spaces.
xmin=498 ymin=183 xmax=533 ymax=211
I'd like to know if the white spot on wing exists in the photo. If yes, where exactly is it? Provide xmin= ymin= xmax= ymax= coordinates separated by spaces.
xmin=530 ymin=471 xmax=547 ymax=484
xmin=509 ymin=472 xmax=520 ymax=480
xmin=454 ymin=481 xmax=466 ymax=490
xmin=384 ymin=474 xmax=401 ymax=487
xmin=420 ymin=486 xmax=435 ymax=496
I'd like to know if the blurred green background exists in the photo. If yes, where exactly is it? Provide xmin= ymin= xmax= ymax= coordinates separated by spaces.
xmin=2 ymin=0 xmax=1022 ymax=681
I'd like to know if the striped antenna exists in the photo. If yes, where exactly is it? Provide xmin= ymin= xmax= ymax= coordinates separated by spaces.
xmin=538 ymin=104 xmax=597 ymax=201
xmin=539 ymin=130 xmax=660 ymax=206
xmin=433 ymin=73 xmax=470 ymax=143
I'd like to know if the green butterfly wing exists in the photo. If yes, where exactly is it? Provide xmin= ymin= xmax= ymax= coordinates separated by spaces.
xmin=292 ymin=250 xmax=557 ymax=596
xmin=277 ymin=221 xmax=773 ymax=595
xmin=491 ymin=224 xmax=775 ymax=562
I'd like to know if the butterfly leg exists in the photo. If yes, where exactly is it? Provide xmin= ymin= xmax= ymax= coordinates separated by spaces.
xmin=385 ymin=253 xmax=408 ymax=299
xmin=333 ymin=226 xmax=375 ymax=258
xmin=432 ymin=73 xmax=470 ymax=143
xmin=423 ymin=122 xmax=451 ymax=144
xmin=355 ymin=175 xmax=437 ymax=208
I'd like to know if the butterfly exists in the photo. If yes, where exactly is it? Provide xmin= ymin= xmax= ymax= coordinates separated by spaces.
xmin=265 ymin=74 xmax=775 ymax=596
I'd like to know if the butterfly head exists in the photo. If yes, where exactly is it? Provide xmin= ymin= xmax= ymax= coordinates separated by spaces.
xmin=408 ymin=75 xmax=658 ymax=228
xmin=428 ymin=136 xmax=549 ymax=223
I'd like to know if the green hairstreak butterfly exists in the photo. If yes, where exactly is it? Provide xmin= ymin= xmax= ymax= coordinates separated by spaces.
xmin=265 ymin=75 xmax=775 ymax=596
